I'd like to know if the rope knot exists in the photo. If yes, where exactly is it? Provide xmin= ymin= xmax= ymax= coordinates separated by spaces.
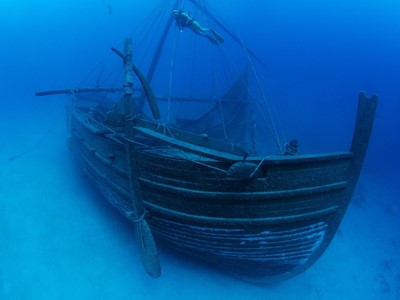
xmin=125 ymin=210 xmax=146 ymax=223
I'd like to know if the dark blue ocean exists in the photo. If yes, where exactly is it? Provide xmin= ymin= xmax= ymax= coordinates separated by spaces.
xmin=1 ymin=0 xmax=399 ymax=299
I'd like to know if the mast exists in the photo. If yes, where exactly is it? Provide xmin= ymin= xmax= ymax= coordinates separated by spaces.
xmin=121 ymin=38 xmax=161 ymax=279
xmin=146 ymin=0 xmax=182 ymax=84
xmin=146 ymin=0 xmax=266 ymax=84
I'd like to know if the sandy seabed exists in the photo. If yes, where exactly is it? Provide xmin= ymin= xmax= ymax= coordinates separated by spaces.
xmin=1 ymin=100 xmax=399 ymax=300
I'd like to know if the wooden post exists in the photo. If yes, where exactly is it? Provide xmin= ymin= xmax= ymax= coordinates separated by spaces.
xmin=348 ymin=92 xmax=378 ymax=192
xmin=123 ymin=38 xmax=161 ymax=278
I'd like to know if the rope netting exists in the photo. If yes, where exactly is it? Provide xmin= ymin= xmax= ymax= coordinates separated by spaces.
xmin=73 ymin=0 xmax=285 ymax=155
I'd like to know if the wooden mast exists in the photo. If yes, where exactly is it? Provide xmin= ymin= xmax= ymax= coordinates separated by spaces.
xmin=146 ymin=0 xmax=182 ymax=84
xmin=146 ymin=0 xmax=265 ymax=83
xmin=121 ymin=38 xmax=161 ymax=278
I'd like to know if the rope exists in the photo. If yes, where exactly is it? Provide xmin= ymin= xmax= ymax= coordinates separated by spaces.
xmin=72 ymin=1 xmax=172 ymax=93
xmin=175 ymin=147 xmax=229 ymax=174
xmin=209 ymin=39 xmax=228 ymax=141
xmin=167 ymin=28 xmax=180 ymax=123
xmin=76 ymin=52 xmax=114 ymax=87
xmin=67 ymin=90 xmax=78 ymax=147
xmin=8 ymin=105 xmax=65 ymax=162
xmin=113 ymin=117 xmax=230 ymax=174
xmin=123 ymin=134 xmax=228 ymax=174
xmin=249 ymin=155 xmax=273 ymax=178
xmin=86 ymin=113 xmax=246 ymax=176
xmin=130 ymin=0 xmax=169 ymax=51
xmin=134 ymin=0 xmax=172 ymax=66
xmin=125 ymin=210 xmax=146 ymax=223
xmin=217 ymin=93 xmax=228 ymax=141
xmin=236 ymin=32 xmax=283 ymax=153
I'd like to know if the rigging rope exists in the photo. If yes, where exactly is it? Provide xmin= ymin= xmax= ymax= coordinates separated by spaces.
xmin=135 ymin=3 xmax=167 ymax=65
xmin=70 ymin=0 xmax=284 ymax=156
xmin=210 ymin=47 xmax=228 ymax=141
xmin=167 ymin=29 xmax=180 ymax=123
xmin=130 ymin=0 xmax=169 ymax=54
xmin=8 ymin=106 xmax=65 ymax=162
xmin=236 ymin=32 xmax=283 ymax=153
xmin=76 ymin=52 xmax=114 ymax=87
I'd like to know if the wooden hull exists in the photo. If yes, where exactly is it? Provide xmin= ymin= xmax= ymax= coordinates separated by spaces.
xmin=68 ymin=92 xmax=377 ymax=282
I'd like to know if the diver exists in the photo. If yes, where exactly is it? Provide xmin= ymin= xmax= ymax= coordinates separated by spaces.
xmin=172 ymin=10 xmax=224 ymax=45
xmin=283 ymin=139 xmax=299 ymax=156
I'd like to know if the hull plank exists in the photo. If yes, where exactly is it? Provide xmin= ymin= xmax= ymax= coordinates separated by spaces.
xmin=66 ymin=91 xmax=377 ymax=282
xmin=34 ymin=3 xmax=378 ymax=281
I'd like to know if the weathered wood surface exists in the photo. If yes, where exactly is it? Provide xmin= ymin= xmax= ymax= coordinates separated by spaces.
xmin=121 ymin=38 xmax=161 ymax=278
xmin=35 ymin=87 xmax=123 ymax=96
xmin=67 ymin=91 xmax=377 ymax=282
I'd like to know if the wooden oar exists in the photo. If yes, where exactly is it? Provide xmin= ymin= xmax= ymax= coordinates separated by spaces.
xmin=121 ymin=38 xmax=161 ymax=278
xmin=125 ymin=115 xmax=161 ymax=278
xmin=35 ymin=87 xmax=123 ymax=97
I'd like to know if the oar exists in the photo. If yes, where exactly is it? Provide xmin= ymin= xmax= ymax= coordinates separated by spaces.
xmin=125 ymin=117 xmax=161 ymax=278
xmin=120 ymin=38 xmax=161 ymax=278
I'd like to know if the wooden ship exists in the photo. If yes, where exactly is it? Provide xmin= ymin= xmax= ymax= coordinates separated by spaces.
xmin=36 ymin=0 xmax=378 ymax=283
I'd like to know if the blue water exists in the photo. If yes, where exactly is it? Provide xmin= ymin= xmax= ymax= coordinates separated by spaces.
xmin=1 ymin=0 xmax=399 ymax=299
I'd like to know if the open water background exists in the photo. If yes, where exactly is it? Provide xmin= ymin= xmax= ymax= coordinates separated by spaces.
xmin=1 ymin=0 xmax=399 ymax=299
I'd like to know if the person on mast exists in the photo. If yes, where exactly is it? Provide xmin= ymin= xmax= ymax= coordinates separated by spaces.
xmin=172 ymin=10 xmax=224 ymax=45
